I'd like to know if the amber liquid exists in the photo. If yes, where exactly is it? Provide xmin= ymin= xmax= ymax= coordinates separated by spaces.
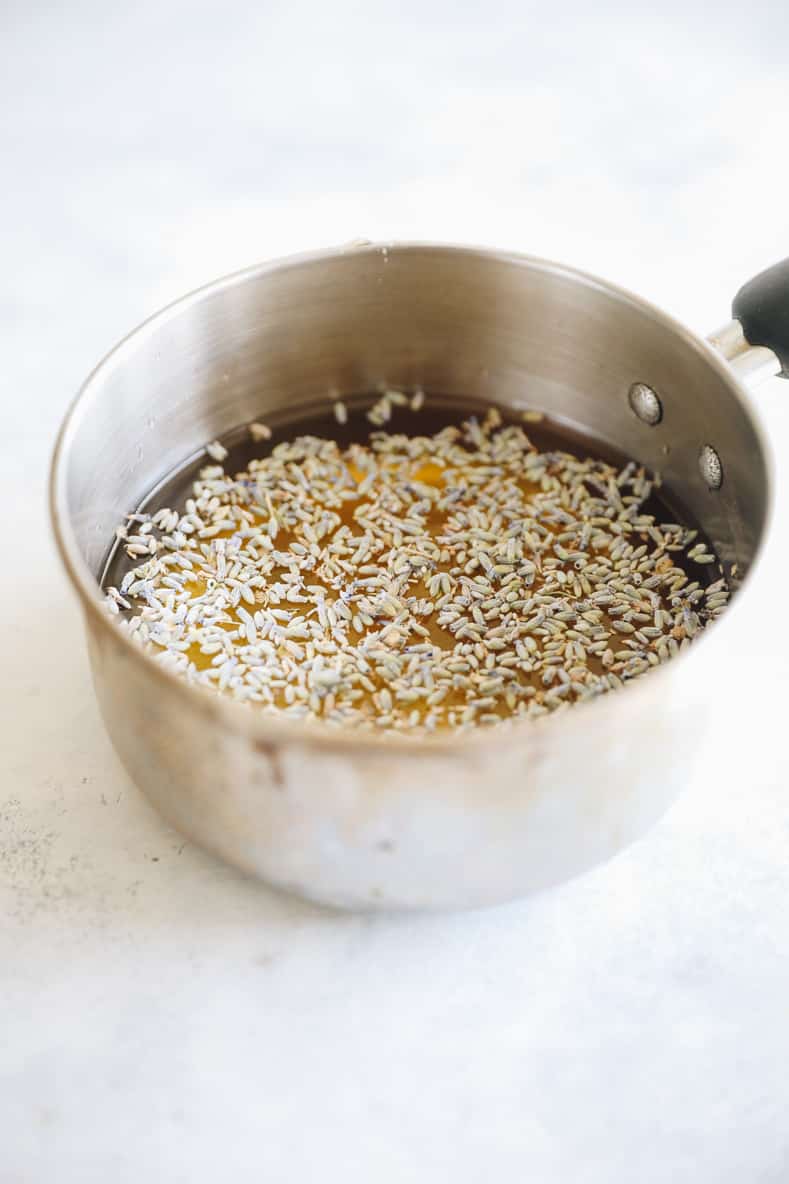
xmin=103 ymin=394 xmax=719 ymax=721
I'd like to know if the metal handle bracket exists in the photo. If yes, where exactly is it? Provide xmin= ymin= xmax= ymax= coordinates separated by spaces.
xmin=707 ymin=320 xmax=781 ymax=387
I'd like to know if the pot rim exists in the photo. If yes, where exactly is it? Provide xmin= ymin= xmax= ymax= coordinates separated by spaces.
xmin=49 ymin=239 xmax=775 ymax=755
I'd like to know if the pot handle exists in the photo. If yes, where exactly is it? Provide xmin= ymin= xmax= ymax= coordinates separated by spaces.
xmin=732 ymin=259 xmax=789 ymax=378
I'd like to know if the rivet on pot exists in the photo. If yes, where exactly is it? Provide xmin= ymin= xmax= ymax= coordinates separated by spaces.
xmin=699 ymin=444 xmax=723 ymax=490
xmin=628 ymin=382 xmax=662 ymax=425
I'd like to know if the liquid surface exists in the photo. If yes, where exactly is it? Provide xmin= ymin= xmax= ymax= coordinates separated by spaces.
xmin=104 ymin=394 xmax=728 ymax=733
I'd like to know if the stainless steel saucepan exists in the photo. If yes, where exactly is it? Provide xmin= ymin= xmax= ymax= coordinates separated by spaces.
xmin=50 ymin=243 xmax=789 ymax=910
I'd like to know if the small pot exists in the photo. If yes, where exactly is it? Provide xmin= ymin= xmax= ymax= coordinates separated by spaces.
xmin=50 ymin=244 xmax=789 ymax=910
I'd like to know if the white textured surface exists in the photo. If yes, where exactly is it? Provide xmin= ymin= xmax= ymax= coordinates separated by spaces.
xmin=4 ymin=2 xmax=789 ymax=1180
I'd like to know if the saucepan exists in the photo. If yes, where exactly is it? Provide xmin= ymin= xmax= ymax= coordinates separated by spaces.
xmin=49 ymin=243 xmax=789 ymax=910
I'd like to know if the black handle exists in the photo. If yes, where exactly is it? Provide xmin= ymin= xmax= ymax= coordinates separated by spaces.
xmin=732 ymin=258 xmax=789 ymax=378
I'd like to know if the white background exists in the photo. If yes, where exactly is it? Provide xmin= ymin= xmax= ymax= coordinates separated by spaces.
xmin=3 ymin=2 xmax=789 ymax=1180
